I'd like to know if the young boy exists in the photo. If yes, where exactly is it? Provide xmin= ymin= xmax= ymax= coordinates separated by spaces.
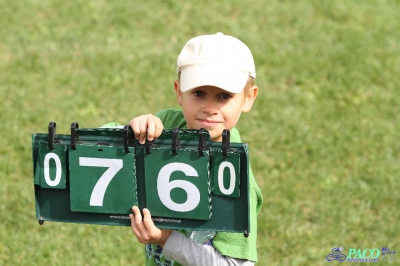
xmin=128 ymin=32 xmax=263 ymax=266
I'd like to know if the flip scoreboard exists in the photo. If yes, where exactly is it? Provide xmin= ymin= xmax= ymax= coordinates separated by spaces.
xmin=32 ymin=122 xmax=250 ymax=234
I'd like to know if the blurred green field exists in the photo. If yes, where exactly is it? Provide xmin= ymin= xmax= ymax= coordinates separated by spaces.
xmin=1 ymin=0 xmax=399 ymax=265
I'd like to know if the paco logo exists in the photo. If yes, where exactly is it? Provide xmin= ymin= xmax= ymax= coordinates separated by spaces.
xmin=326 ymin=247 xmax=396 ymax=263
xmin=346 ymin=248 xmax=380 ymax=262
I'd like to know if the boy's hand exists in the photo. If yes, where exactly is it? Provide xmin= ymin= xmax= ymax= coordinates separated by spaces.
xmin=129 ymin=114 xmax=163 ymax=144
xmin=129 ymin=206 xmax=173 ymax=247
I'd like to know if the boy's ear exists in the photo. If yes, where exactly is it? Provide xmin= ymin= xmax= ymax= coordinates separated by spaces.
xmin=241 ymin=85 xmax=258 ymax=113
xmin=174 ymin=79 xmax=183 ymax=106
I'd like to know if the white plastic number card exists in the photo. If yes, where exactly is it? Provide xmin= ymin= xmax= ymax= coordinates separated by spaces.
xmin=144 ymin=148 xmax=211 ymax=220
xmin=69 ymin=145 xmax=137 ymax=214
xmin=32 ymin=123 xmax=250 ymax=234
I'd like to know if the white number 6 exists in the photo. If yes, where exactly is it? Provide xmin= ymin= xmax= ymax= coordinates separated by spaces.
xmin=157 ymin=162 xmax=200 ymax=212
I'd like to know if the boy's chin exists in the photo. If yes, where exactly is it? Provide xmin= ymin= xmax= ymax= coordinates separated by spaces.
xmin=208 ymin=128 xmax=228 ymax=142
xmin=210 ymin=134 xmax=223 ymax=142
xmin=188 ymin=125 xmax=224 ymax=142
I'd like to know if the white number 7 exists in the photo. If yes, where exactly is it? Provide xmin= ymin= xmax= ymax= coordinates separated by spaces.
xmin=79 ymin=157 xmax=123 ymax=206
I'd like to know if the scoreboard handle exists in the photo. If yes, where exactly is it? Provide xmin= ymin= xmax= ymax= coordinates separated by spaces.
xmin=171 ymin=127 xmax=180 ymax=155
xmin=70 ymin=122 xmax=79 ymax=150
xmin=123 ymin=124 xmax=132 ymax=153
xmin=198 ymin=128 xmax=207 ymax=156
xmin=222 ymin=129 xmax=230 ymax=157
xmin=48 ymin=122 xmax=56 ymax=150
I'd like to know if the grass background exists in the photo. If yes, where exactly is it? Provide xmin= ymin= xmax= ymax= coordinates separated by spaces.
xmin=1 ymin=0 xmax=399 ymax=265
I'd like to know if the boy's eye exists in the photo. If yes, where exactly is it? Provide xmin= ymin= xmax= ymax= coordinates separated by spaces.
xmin=193 ymin=91 xmax=205 ymax=97
xmin=219 ymin=93 xmax=231 ymax=100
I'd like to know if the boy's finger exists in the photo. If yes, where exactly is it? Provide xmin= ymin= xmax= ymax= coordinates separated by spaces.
xmin=131 ymin=206 xmax=147 ymax=234
xmin=129 ymin=213 xmax=139 ymax=235
xmin=154 ymin=118 xmax=164 ymax=141
xmin=131 ymin=115 xmax=149 ymax=144
xmin=146 ymin=120 xmax=156 ymax=141
xmin=146 ymin=116 xmax=162 ymax=141
xmin=142 ymin=208 xmax=156 ymax=231
xmin=137 ymin=116 xmax=149 ymax=144
xmin=130 ymin=206 xmax=144 ymax=238
xmin=129 ymin=118 xmax=141 ymax=140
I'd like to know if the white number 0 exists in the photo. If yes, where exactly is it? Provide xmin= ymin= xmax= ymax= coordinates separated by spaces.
xmin=157 ymin=162 xmax=200 ymax=212
xmin=79 ymin=157 xmax=123 ymax=206
xmin=218 ymin=161 xmax=236 ymax=195
xmin=44 ymin=153 xmax=62 ymax=187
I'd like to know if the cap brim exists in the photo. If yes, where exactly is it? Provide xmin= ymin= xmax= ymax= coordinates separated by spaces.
xmin=180 ymin=64 xmax=248 ymax=93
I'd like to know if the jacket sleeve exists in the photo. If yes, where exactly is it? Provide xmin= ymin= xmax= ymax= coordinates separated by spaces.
xmin=156 ymin=108 xmax=187 ymax=129
xmin=162 ymin=231 xmax=255 ymax=266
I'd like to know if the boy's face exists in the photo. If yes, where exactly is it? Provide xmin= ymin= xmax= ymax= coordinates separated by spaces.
xmin=174 ymin=79 xmax=258 ymax=142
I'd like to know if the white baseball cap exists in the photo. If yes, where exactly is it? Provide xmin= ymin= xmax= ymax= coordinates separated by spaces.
xmin=177 ymin=32 xmax=256 ymax=93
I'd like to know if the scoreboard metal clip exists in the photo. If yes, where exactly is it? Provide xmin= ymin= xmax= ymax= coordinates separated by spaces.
xmin=47 ymin=122 xmax=57 ymax=150
xmin=171 ymin=127 xmax=180 ymax=155
xmin=70 ymin=122 xmax=79 ymax=150
xmin=123 ymin=124 xmax=131 ymax=153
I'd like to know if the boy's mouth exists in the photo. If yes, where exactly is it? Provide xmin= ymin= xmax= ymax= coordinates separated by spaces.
xmin=198 ymin=119 xmax=221 ymax=128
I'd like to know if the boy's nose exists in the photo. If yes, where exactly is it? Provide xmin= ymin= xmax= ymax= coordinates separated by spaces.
xmin=202 ymin=102 xmax=218 ymax=115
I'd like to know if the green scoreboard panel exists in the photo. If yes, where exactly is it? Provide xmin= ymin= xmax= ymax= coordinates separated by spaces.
xmin=32 ymin=123 xmax=250 ymax=234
